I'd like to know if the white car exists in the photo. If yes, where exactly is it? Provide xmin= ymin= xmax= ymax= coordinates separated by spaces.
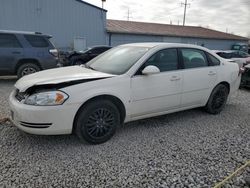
xmin=9 ymin=43 xmax=241 ymax=144
xmin=214 ymin=50 xmax=250 ymax=67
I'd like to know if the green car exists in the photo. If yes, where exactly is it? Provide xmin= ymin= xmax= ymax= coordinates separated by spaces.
xmin=241 ymin=65 xmax=250 ymax=88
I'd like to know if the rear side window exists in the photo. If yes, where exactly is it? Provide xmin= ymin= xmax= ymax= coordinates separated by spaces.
xmin=0 ymin=34 xmax=22 ymax=48
xmin=24 ymin=35 xmax=49 ymax=47
xmin=181 ymin=48 xmax=208 ymax=69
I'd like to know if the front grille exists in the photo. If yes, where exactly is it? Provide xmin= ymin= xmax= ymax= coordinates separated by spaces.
xmin=15 ymin=89 xmax=26 ymax=102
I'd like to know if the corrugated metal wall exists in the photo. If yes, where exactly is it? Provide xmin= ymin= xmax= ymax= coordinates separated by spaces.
xmin=0 ymin=0 xmax=107 ymax=49
xmin=109 ymin=33 xmax=247 ymax=50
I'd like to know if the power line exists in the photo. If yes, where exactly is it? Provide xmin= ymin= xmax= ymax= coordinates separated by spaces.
xmin=181 ymin=0 xmax=190 ymax=26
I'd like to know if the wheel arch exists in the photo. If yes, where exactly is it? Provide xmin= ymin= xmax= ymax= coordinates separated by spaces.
xmin=206 ymin=81 xmax=230 ymax=105
xmin=72 ymin=94 xmax=126 ymax=132
xmin=217 ymin=81 xmax=230 ymax=93
xmin=15 ymin=59 xmax=41 ymax=73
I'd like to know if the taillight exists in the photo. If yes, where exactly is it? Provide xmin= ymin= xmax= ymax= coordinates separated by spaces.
xmin=49 ymin=49 xmax=58 ymax=58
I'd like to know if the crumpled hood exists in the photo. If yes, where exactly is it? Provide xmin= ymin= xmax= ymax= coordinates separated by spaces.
xmin=15 ymin=66 xmax=115 ymax=92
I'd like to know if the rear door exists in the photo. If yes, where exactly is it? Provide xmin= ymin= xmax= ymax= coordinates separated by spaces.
xmin=180 ymin=48 xmax=218 ymax=107
xmin=0 ymin=33 xmax=24 ymax=73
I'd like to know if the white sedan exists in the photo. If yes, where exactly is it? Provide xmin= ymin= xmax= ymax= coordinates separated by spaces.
xmin=9 ymin=43 xmax=241 ymax=144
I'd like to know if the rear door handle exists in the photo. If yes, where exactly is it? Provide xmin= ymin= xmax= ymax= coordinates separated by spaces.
xmin=170 ymin=76 xmax=181 ymax=81
xmin=208 ymin=71 xmax=216 ymax=76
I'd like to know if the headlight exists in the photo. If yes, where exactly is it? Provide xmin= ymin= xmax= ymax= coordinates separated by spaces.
xmin=24 ymin=91 xmax=69 ymax=106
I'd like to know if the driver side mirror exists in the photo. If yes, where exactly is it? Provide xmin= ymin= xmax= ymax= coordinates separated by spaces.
xmin=142 ymin=65 xmax=160 ymax=75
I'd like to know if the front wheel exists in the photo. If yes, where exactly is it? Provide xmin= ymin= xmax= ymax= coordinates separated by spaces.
xmin=205 ymin=84 xmax=229 ymax=114
xmin=75 ymin=100 xmax=120 ymax=144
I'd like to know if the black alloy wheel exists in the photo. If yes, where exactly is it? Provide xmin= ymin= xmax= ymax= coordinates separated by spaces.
xmin=85 ymin=108 xmax=115 ymax=138
xmin=205 ymin=84 xmax=229 ymax=114
xmin=75 ymin=100 xmax=120 ymax=144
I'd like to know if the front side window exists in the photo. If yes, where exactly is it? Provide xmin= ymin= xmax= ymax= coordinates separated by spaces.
xmin=87 ymin=46 xmax=149 ymax=75
xmin=144 ymin=48 xmax=178 ymax=72
xmin=0 ymin=34 xmax=22 ymax=48
xmin=24 ymin=35 xmax=49 ymax=47
xmin=181 ymin=48 xmax=208 ymax=69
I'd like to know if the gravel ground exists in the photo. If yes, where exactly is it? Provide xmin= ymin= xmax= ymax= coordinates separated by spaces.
xmin=0 ymin=77 xmax=249 ymax=188
xmin=0 ymin=77 xmax=16 ymax=119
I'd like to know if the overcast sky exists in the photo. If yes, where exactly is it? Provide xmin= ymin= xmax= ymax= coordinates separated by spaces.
xmin=84 ymin=0 xmax=250 ymax=38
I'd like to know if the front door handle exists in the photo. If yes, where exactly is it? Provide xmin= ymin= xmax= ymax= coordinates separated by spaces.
xmin=170 ymin=76 xmax=181 ymax=81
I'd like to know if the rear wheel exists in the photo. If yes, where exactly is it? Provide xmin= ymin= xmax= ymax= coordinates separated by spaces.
xmin=205 ymin=84 xmax=229 ymax=114
xmin=75 ymin=100 xmax=120 ymax=144
xmin=17 ymin=63 xmax=40 ymax=78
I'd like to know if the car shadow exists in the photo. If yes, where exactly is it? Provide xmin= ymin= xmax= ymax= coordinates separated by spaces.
xmin=1 ymin=108 xmax=205 ymax=147
xmin=1 ymin=90 xmax=245 ymax=149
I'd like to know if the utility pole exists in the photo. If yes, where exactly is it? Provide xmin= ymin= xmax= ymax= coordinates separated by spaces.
xmin=101 ymin=0 xmax=106 ymax=9
xmin=181 ymin=0 xmax=190 ymax=26
xmin=127 ymin=8 xmax=132 ymax=21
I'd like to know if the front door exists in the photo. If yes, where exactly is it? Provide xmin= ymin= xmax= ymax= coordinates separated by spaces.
xmin=130 ymin=48 xmax=183 ymax=118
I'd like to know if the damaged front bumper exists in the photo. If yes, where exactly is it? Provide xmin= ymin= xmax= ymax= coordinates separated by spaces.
xmin=9 ymin=90 xmax=77 ymax=135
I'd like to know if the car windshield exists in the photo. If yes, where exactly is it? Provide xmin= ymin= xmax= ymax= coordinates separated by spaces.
xmin=86 ymin=46 xmax=149 ymax=75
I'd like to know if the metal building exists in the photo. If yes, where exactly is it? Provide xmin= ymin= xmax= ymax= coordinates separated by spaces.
xmin=107 ymin=20 xmax=248 ymax=50
xmin=0 ymin=0 xmax=248 ymax=51
xmin=0 ymin=0 xmax=107 ymax=50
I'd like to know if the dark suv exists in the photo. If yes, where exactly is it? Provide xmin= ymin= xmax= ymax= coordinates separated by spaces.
xmin=0 ymin=30 xmax=58 ymax=78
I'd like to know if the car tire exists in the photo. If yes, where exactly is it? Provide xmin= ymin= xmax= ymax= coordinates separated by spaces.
xmin=205 ymin=84 xmax=229 ymax=114
xmin=17 ymin=63 xmax=41 ymax=78
xmin=75 ymin=100 xmax=120 ymax=144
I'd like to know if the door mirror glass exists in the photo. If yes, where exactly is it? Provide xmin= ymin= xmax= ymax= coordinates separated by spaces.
xmin=142 ymin=65 xmax=160 ymax=75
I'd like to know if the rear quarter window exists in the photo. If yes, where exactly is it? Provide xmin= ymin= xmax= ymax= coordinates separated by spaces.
xmin=24 ymin=35 xmax=49 ymax=47
xmin=207 ymin=53 xmax=220 ymax=66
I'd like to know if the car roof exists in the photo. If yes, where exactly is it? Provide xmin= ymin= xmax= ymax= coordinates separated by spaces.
xmin=0 ymin=30 xmax=51 ymax=37
xmin=121 ymin=42 xmax=210 ymax=50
